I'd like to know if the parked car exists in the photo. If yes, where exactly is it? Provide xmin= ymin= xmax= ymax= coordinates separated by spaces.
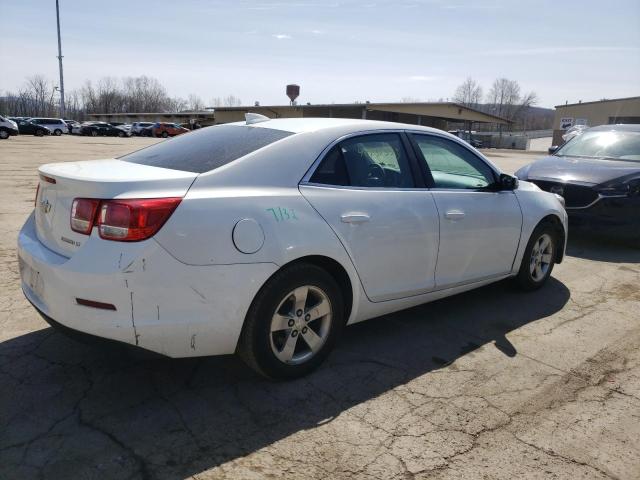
xmin=448 ymin=129 xmax=483 ymax=148
xmin=64 ymin=119 xmax=82 ymax=134
xmin=561 ymin=124 xmax=588 ymax=143
xmin=130 ymin=122 xmax=155 ymax=136
xmin=80 ymin=122 xmax=129 ymax=137
xmin=151 ymin=122 xmax=189 ymax=138
xmin=138 ymin=124 xmax=155 ymax=137
xmin=29 ymin=118 xmax=69 ymax=135
xmin=516 ymin=124 xmax=640 ymax=241
xmin=18 ymin=117 xmax=567 ymax=379
xmin=116 ymin=124 xmax=132 ymax=135
xmin=0 ymin=115 xmax=19 ymax=139
xmin=15 ymin=119 xmax=51 ymax=136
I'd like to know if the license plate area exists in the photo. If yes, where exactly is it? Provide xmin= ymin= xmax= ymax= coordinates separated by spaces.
xmin=19 ymin=256 xmax=45 ymax=301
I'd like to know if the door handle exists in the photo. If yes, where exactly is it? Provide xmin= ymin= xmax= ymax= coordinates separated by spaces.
xmin=444 ymin=210 xmax=465 ymax=220
xmin=341 ymin=213 xmax=370 ymax=224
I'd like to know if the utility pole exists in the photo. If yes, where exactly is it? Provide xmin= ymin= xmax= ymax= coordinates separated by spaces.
xmin=55 ymin=0 xmax=65 ymax=118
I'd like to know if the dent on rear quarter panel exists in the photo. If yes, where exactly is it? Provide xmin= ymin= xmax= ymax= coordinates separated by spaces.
xmin=152 ymin=186 xmax=363 ymax=325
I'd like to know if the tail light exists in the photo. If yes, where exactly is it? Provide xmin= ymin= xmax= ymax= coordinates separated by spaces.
xmin=70 ymin=197 xmax=181 ymax=241
xmin=71 ymin=198 xmax=100 ymax=234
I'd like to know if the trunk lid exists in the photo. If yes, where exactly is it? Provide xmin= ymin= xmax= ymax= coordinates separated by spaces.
xmin=35 ymin=159 xmax=197 ymax=257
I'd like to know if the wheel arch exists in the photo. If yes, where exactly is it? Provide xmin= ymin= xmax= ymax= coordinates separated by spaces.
xmin=282 ymin=255 xmax=354 ymax=322
xmin=250 ymin=255 xmax=355 ymax=326
xmin=539 ymin=213 xmax=566 ymax=263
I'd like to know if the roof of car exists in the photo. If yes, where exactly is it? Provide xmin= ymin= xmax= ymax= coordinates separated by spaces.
xmin=588 ymin=124 xmax=640 ymax=133
xmin=236 ymin=117 xmax=447 ymax=135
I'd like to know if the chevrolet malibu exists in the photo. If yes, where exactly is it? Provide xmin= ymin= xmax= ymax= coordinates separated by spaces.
xmin=18 ymin=116 xmax=567 ymax=379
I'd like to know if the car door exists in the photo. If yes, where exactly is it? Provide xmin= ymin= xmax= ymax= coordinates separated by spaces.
xmin=18 ymin=121 xmax=30 ymax=134
xmin=409 ymin=133 xmax=522 ymax=288
xmin=300 ymin=132 xmax=440 ymax=302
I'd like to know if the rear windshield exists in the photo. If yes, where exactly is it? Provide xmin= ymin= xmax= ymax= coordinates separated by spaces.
xmin=120 ymin=124 xmax=293 ymax=173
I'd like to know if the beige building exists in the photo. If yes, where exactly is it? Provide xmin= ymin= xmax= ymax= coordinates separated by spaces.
xmin=552 ymin=96 xmax=640 ymax=145
xmin=211 ymin=102 xmax=509 ymax=129
xmin=89 ymin=102 xmax=509 ymax=131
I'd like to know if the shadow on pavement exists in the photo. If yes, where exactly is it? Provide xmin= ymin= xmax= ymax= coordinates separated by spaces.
xmin=566 ymin=230 xmax=640 ymax=263
xmin=1 ymin=278 xmax=570 ymax=479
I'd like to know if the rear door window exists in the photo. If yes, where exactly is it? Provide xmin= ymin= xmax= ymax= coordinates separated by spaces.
xmin=120 ymin=124 xmax=293 ymax=173
xmin=310 ymin=133 xmax=415 ymax=188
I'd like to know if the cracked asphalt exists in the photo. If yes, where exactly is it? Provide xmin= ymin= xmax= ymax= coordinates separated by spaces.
xmin=1 ymin=136 xmax=639 ymax=479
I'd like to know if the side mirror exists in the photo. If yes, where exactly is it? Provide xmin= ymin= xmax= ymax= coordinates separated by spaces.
xmin=499 ymin=173 xmax=518 ymax=191
xmin=548 ymin=145 xmax=559 ymax=154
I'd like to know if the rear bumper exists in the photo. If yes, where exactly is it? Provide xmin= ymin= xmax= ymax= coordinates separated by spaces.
xmin=18 ymin=213 xmax=278 ymax=357
xmin=26 ymin=296 xmax=165 ymax=357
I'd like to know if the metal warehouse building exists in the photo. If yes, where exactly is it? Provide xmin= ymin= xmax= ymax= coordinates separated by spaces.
xmin=552 ymin=96 xmax=640 ymax=146
xmin=88 ymin=102 xmax=509 ymax=131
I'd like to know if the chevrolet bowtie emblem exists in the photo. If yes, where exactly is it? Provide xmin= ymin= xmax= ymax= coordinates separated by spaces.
xmin=39 ymin=198 xmax=52 ymax=214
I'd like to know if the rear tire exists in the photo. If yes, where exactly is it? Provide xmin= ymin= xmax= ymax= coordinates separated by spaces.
xmin=515 ymin=222 xmax=558 ymax=290
xmin=53 ymin=129 xmax=62 ymax=136
xmin=118 ymin=131 xmax=125 ymax=137
xmin=237 ymin=263 xmax=344 ymax=379
xmin=91 ymin=130 xmax=98 ymax=137
xmin=161 ymin=131 xmax=169 ymax=138
xmin=0 ymin=129 xmax=9 ymax=140
xmin=35 ymin=129 xmax=44 ymax=137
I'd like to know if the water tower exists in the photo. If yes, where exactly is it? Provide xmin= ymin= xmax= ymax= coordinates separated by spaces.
xmin=286 ymin=84 xmax=300 ymax=105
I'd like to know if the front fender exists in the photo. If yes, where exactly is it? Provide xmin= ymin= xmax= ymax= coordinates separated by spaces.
xmin=513 ymin=182 xmax=568 ymax=271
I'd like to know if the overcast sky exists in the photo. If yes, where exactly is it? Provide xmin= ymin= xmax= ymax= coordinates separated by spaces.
xmin=1 ymin=0 xmax=639 ymax=108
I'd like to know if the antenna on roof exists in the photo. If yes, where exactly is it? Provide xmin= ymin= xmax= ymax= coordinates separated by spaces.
xmin=245 ymin=113 xmax=269 ymax=125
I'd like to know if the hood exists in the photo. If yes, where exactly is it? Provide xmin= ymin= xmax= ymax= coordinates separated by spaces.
xmin=516 ymin=155 xmax=640 ymax=186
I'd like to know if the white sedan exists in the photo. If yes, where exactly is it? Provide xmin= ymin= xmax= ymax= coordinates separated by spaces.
xmin=18 ymin=116 xmax=567 ymax=378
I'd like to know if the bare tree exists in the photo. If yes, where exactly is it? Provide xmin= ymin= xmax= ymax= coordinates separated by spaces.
xmin=453 ymin=77 xmax=483 ymax=107
xmin=2 ymin=75 xmax=245 ymax=118
xmin=166 ymin=97 xmax=187 ymax=113
xmin=487 ymin=78 xmax=521 ymax=119
xmin=187 ymin=94 xmax=204 ymax=111
xmin=209 ymin=95 xmax=242 ymax=107
xmin=223 ymin=95 xmax=242 ymax=107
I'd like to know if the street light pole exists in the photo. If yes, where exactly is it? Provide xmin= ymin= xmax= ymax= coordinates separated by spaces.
xmin=55 ymin=0 xmax=65 ymax=118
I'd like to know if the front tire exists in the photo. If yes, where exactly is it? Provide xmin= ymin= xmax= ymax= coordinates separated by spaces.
xmin=53 ymin=129 xmax=62 ymax=136
xmin=161 ymin=131 xmax=169 ymax=138
xmin=35 ymin=129 xmax=44 ymax=137
xmin=237 ymin=263 xmax=344 ymax=379
xmin=0 ymin=129 xmax=9 ymax=140
xmin=516 ymin=222 xmax=558 ymax=290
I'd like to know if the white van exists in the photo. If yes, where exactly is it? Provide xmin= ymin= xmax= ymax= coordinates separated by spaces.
xmin=0 ymin=115 xmax=19 ymax=139
xmin=29 ymin=118 xmax=69 ymax=135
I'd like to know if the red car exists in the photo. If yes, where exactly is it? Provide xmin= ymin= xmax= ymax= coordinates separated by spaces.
xmin=151 ymin=122 xmax=189 ymax=138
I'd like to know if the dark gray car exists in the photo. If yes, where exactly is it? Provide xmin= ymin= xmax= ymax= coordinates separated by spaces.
xmin=515 ymin=124 xmax=640 ymax=240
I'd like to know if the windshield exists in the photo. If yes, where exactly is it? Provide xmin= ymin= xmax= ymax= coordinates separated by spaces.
xmin=556 ymin=130 xmax=640 ymax=162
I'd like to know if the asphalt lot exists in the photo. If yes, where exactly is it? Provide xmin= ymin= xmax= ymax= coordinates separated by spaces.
xmin=1 ymin=135 xmax=639 ymax=479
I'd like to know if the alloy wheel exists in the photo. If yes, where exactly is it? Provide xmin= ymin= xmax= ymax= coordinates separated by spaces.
xmin=269 ymin=285 xmax=332 ymax=365
xmin=530 ymin=233 xmax=553 ymax=281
